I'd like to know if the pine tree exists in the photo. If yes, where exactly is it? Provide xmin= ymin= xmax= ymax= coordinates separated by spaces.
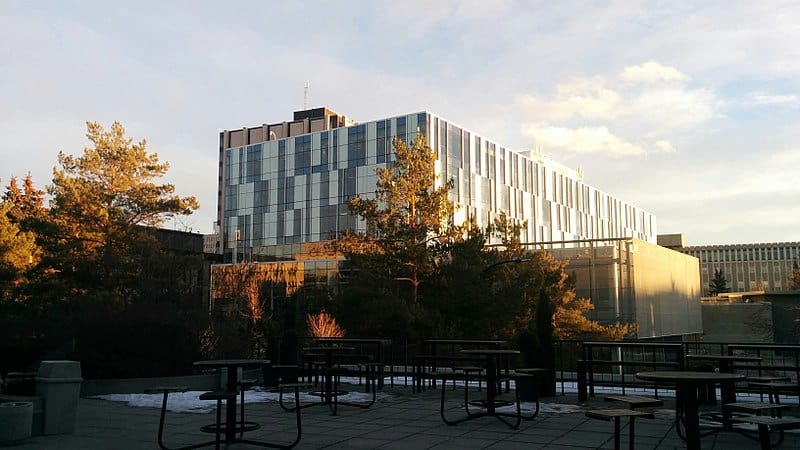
xmin=2 ymin=174 xmax=46 ymax=226
xmin=0 ymin=200 xmax=40 ymax=299
xmin=45 ymin=121 xmax=200 ymax=298
xmin=709 ymin=268 xmax=730 ymax=296
xmin=1 ymin=175 xmax=44 ymax=282
xmin=335 ymin=134 xmax=456 ymax=304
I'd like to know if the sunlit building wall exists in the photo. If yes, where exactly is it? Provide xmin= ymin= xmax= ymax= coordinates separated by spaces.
xmin=531 ymin=238 xmax=702 ymax=339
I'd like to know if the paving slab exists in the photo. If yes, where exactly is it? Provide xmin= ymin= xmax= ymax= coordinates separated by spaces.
xmin=7 ymin=382 xmax=798 ymax=449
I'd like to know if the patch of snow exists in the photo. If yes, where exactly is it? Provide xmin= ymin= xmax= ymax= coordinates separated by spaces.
xmin=93 ymin=384 xmax=389 ymax=414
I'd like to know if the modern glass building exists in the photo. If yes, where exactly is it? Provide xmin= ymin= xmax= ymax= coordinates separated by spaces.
xmin=217 ymin=107 xmax=657 ymax=263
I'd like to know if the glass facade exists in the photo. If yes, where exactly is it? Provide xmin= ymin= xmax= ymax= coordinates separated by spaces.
xmin=219 ymin=111 xmax=657 ymax=262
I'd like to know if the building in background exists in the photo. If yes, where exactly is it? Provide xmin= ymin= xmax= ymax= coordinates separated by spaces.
xmin=212 ymin=107 xmax=703 ymax=338
xmin=149 ymin=227 xmax=218 ymax=311
xmin=660 ymin=234 xmax=800 ymax=293
xmin=217 ymin=107 xmax=657 ymax=263
xmin=203 ymin=225 xmax=221 ymax=255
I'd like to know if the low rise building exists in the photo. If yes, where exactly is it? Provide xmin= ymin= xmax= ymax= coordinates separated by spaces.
xmin=659 ymin=235 xmax=800 ymax=293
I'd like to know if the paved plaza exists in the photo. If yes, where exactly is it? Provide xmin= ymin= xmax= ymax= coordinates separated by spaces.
xmin=12 ymin=382 xmax=800 ymax=449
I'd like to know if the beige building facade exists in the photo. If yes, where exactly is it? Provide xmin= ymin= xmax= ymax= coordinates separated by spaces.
xmin=659 ymin=235 xmax=800 ymax=293
xmin=528 ymin=238 xmax=702 ymax=339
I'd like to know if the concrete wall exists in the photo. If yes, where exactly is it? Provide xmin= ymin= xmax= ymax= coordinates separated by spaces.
xmin=700 ymin=302 xmax=773 ymax=342
xmin=551 ymin=238 xmax=702 ymax=339
xmin=767 ymin=295 xmax=800 ymax=343
xmin=631 ymin=239 xmax=702 ymax=338
xmin=699 ymin=292 xmax=800 ymax=343
xmin=249 ymin=127 xmax=264 ymax=143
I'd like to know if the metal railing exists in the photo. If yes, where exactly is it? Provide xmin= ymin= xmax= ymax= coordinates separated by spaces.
xmin=286 ymin=338 xmax=800 ymax=401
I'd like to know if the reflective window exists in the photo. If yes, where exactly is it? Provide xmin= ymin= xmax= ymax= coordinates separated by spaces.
xmin=376 ymin=120 xmax=389 ymax=164
xmin=294 ymin=136 xmax=311 ymax=175
xmin=396 ymin=117 xmax=406 ymax=143
xmin=474 ymin=136 xmax=481 ymax=174
xmin=417 ymin=113 xmax=427 ymax=136
xmin=347 ymin=125 xmax=366 ymax=167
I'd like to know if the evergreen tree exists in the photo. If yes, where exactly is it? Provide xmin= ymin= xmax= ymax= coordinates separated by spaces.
xmin=1 ymin=175 xmax=46 ymax=300
xmin=1 ymin=123 xmax=207 ymax=377
xmin=1 ymin=177 xmax=54 ymax=375
xmin=335 ymin=134 xmax=456 ymax=305
xmin=44 ymin=121 xmax=199 ymax=302
xmin=15 ymin=121 xmax=205 ymax=377
xmin=331 ymin=134 xmax=637 ymax=341
xmin=424 ymin=224 xmax=500 ymax=337
xmin=709 ymin=268 xmax=730 ymax=296
xmin=3 ymin=174 xmax=47 ymax=227
xmin=0 ymin=200 xmax=40 ymax=300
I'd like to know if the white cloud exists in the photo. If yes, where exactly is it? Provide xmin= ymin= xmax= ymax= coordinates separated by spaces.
xmin=451 ymin=0 xmax=514 ymax=20
xmin=513 ymin=60 xmax=714 ymax=158
xmin=522 ymin=123 xmax=645 ymax=156
xmin=751 ymin=93 xmax=798 ymax=106
xmin=620 ymin=60 xmax=690 ymax=83
xmin=767 ymin=148 xmax=800 ymax=164
xmin=514 ymin=77 xmax=622 ymax=121
xmin=629 ymin=87 xmax=716 ymax=129
xmin=653 ymin=140 xmax=676 ymax=153
xmin=3 ymin=2 xmax=798 ymax=244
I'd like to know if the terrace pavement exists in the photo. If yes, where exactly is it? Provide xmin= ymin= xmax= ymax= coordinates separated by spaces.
xmin=12 ymin=382 xmax=799 ymax=449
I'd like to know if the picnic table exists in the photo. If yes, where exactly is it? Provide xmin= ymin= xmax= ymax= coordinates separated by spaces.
xmin=636 ymin=370 xmax=744 ymax=450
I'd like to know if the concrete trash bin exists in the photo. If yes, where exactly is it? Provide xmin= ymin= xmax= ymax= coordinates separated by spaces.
xmin=0 ymin=401 xmax=33 ymax=444
xmin=35 ymin=361 xmax=83 ymax=435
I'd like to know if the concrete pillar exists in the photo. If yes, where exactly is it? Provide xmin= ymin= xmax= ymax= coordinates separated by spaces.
xmin=35 ymin=361 xmax=83 ymax=435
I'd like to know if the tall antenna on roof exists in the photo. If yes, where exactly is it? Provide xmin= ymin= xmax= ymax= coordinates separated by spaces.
xmin=303 ymin=81 xmax=310 ymax=110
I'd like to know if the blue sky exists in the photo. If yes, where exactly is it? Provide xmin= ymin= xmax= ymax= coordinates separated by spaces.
xmin=2 ymin=1 xmax=798 ymax=246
